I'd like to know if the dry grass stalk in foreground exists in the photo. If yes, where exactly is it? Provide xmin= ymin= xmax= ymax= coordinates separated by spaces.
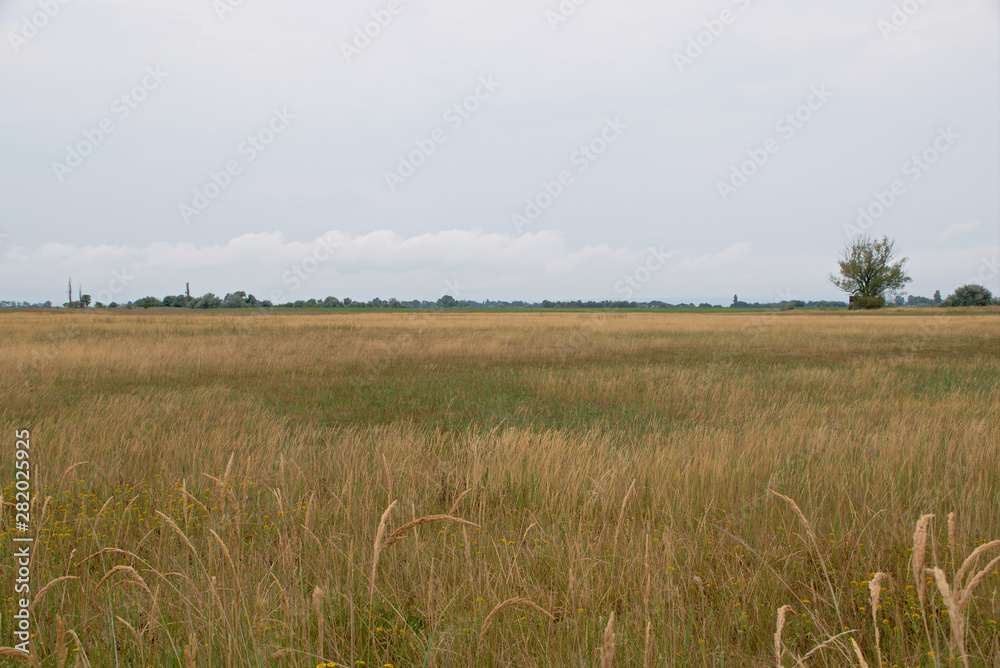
xmin=612 ymin=479 xmax=635 ymax=549
xmin=0 ymin=648 xmax=40 ymax=667
xmin=642 ymin=620 xmax=651 ymax=668
xmin=313 ymin=587 xmax=325 ymax=661
xmin=923 ymin=526 xmax=1000 ymax=667
xmin=66 ymin=631 xmax=90 ymax=668
xmin=369 ymin=500 xmax=398 ymax=599
xmin=381 ymin=514 xmax=479 ymax=550
xmin=479 ymin=598 xmax=555 ymax=639
xmin=184 ymin=632 xmax=198 ymax=668
xmin=30 ymin=575 xmax=80 ymax=610
xmin=773 ymin=605 xmax=793 ymax=668
xmin=868 ymin=572 xmax=888 ymax=667
xmin=369 ymin=501 xmax=478 ymax=599
xmin=912 ymin=513 xmax=935 ymax=607
xmin=55 ymin=616 xmax=67 ymax=668
xmin=850 ymin=638 xmax=870 ymax=668
xmin=769 ymin=489 xmax=842 ymax=625
xmin=766 ymin=497 xmax=1000 ymax=667
xmin=95 ymin=565 xmax=151 ymax=597
xmin=601 ymin=612 xmax=615 ymax=668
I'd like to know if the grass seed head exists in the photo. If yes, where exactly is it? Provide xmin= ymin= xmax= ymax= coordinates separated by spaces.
xmin=369 ymin=500 xmax=398 ymax=597
xmin=912 ymin=514 xmax=934 ymax=605
xmin=773 ymin=605 xmax=793 ymax=667
xmin=926 ymin=567 xmax=966 ymax=660
xmin=850 ymin=638 xmax=870 ymax=668
xmin=184 ymin=633 xmax=197 ymax=668
xmin=55 ymin=616 xmax=67 ymax=668
xmin=602 ymin=612 xmax=616 ymax=668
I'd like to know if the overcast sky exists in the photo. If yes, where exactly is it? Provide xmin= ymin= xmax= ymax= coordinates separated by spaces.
xmin=1 ymin=0 xmax=997 ymax=304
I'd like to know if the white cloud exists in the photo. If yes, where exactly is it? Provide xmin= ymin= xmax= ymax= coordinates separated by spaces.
xmin=0 ymin=229 xmax=646 ymax=303
xmin=936 ymin=219 xmax=982 ymax=243
xmin=672 ymin=242 xmax=750 ymax=272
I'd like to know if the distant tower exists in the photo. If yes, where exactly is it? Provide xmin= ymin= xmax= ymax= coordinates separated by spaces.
xmin=68 ymin=278 xmax=73 ymax=307
xmin=186 ymin=282 xmax=191 ymax=299
xmin=78 ymin=284 xmax=82 ymax=307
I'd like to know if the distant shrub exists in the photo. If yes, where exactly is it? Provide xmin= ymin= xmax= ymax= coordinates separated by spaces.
xmin=941 ymin=284 xmax=996 ymax=307
xmin=851 ymin=295 xmax=885 ymax=310
xmin=192 ymin=293 xmax=222 ymax=309
xmin=136 ymin=296 xmax=163 ymax=309
xmin=906 ymin=295 xmax=934 ymax=307
xmin=223 ymin=291 xmax=249 ymax=308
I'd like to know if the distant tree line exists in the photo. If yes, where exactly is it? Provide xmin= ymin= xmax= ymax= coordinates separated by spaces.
xmin=119 ymin=292 xmax=421 ymax=310
xmin=81 ymin=292 xmax=853 ymax=310
xmin=0 ymin=300 xmax=52 ymax=308
xmin=901 ymin=292 xmax=940 ymax=307
xmin=731 ymin=297 xmax=848 ymax=310
xmin=3 ymin=282 xmax=995 ymax=310
xmin=101 ymin=285 xmax=997 ymax=310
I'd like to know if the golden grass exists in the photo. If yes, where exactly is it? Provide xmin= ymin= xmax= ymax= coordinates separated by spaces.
xmin=1 ymin=309 xmax=998 ymax=666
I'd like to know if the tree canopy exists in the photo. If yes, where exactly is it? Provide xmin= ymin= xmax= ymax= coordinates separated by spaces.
xmin=829 ymin=235 xmax=911 ymax=309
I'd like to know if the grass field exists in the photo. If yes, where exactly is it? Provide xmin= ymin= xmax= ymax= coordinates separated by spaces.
xmin=1 ymin=308 xmax=999 ymax=667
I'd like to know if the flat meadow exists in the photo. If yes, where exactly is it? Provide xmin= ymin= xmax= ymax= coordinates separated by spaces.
xmin=1 ymin=308 xmax=998 ymax=667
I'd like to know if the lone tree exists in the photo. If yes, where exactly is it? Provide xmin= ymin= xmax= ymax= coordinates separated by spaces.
xmin=829 ymin=235 xmax=911 ymax=309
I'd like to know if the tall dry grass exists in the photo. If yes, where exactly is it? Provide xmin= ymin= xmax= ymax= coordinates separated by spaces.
xmin=0 ymin=309 xmax=998 ymax=666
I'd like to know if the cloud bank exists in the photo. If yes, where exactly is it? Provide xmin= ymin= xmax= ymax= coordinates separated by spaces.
xmin=3 ymin=229 xmax=995 ymax=305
